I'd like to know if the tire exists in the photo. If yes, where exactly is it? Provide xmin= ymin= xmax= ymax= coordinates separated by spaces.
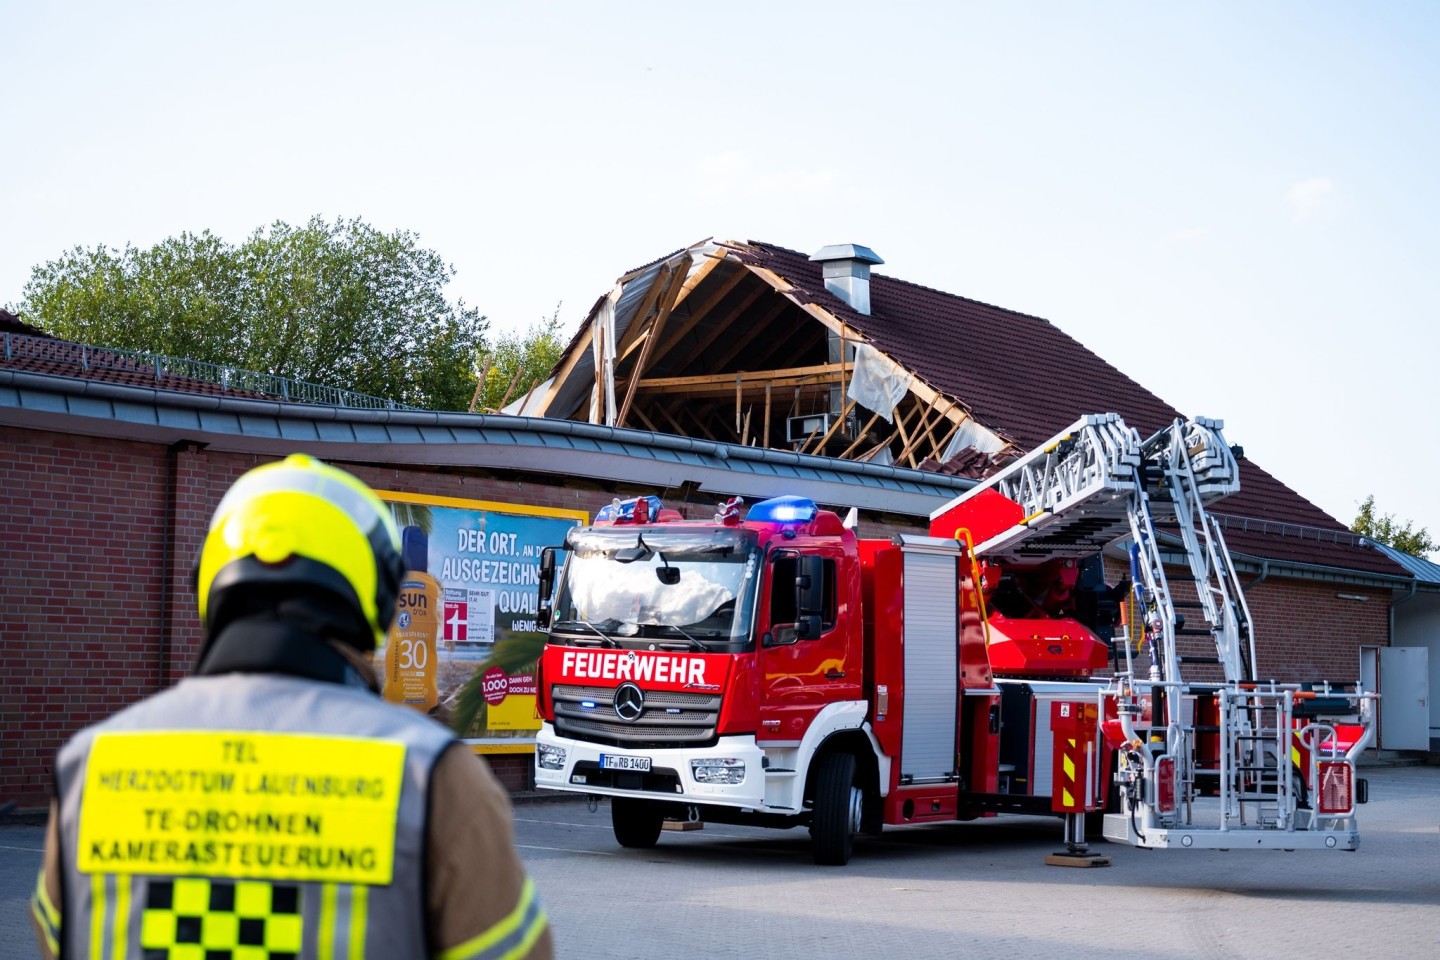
xmin=811 ymin=752 xmax=861 ymax=866
xmin=611 ymin=797 xmax=664 ymax=849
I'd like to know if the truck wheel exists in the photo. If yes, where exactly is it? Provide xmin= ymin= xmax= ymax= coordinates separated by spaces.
xmin=611 ymin=798 xmax=664 ymax=848
xmin=811 ymin=752 xmax=860 ymax=865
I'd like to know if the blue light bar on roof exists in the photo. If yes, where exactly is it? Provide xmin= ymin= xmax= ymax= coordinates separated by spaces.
xmin=595 ymin=495 xmax=665 ymax=524
xmin=746 ymin=495 xmax=819 ymax=524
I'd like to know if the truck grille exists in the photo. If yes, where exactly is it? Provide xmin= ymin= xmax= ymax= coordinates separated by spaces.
xmin=552 ymin=684 xmax=721 ymax=747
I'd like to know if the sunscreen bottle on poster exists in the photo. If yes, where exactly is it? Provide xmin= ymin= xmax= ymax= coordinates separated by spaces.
xmin=384 ymin=526 xmax=441 ymax=712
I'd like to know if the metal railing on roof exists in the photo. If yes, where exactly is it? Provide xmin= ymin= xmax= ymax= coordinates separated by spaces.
xmin=2 ymin=331 xmax=416 ymax=411
xmin=1208 ymin=511 xmax=1366 ymax=548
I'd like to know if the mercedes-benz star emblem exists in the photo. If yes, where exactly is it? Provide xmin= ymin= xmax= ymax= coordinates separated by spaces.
xmin=613 ymin=682 xmax=645 ymax=722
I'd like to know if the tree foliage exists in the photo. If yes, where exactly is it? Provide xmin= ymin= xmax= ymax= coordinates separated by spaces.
xmin=471 ymin=307 xmax=566 ymax=412
xmin=449 ymin=633 xmax=548 ymax=738
xmin=1352 ymin=495 xmax=1435 ymax=558
xmin=14 ymin=217 xmax=488 ymax=410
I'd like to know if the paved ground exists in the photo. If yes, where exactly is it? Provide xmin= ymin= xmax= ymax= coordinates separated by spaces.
xmin=4 ymin=765 xmax=1437 ymax=959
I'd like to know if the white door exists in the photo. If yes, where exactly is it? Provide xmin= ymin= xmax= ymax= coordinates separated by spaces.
xmin=1379 ymin=646 xmax=1430 ymax=750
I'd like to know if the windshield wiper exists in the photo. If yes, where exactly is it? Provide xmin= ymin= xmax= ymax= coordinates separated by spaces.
xmin=554 ymin=619 xmax=619 ymax=648
xmin=657 ymin=623 xmax=707 ymax=652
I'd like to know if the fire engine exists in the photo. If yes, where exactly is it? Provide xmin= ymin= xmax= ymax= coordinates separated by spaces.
xmin=533 ymin=413 xmax=1376 ymax=864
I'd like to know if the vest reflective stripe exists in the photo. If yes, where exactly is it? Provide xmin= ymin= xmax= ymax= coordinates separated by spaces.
xmin=87 ymin=873 xmax=104 ymax=960
xmin=318 ymin=882 xmax=370 ymax=960
xmin=435 ymin=877 xmax=547 ymax=960
xmin=30 ymin=870 xmax=61 ymax=955
xmin=350 ymin=884 xmax=370 ymax=960
xmin=111 ymin=873 xmax=130 ymax=960
xmin=319 ymin=881 xmax=339 ymax=960
xmin=56 ymin=674 xmax=452 ymax=960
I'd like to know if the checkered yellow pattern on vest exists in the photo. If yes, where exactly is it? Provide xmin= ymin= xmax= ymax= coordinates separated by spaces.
xmin=140 ymin=877 xmax=301 ymax=960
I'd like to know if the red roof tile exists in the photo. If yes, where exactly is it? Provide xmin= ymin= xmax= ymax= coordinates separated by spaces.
xmin=1 ymin=333 xmax=273 ymax=400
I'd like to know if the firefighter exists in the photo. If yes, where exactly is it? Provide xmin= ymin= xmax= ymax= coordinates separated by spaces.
xmin=31 ymin=454 xmax=553 ymax=959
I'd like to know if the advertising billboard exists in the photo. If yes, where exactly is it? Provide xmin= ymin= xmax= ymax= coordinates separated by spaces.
xmin=376 ymin=490 xmax=585 ymax=753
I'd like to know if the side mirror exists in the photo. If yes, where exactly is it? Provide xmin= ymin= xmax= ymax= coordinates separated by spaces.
xmin=537 ymin=547 xmax=556 ymax=630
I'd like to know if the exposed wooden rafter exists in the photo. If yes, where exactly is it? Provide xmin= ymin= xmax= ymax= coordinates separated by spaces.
xmin=892 ymin=402 xmax=919 ymax=467
xmin=633 ymin=362 xmax=845 ymax=397
xmin=627 ymin=405 xmax=659 ymax=433
xmin=650 ymin=267 xmax=749 ymax=362
xmin=655 ymin=402 xmax=688 ymax=437
xmin=663 ymin=283 xmax=769 ymax=373
xmin=616 ymin=262 xmax=691 ymax=427
xmin=614 ymin=262 xmax=674 ymax=360
xmin=705 ymin=297 xmax=791 ymax=372
xmin=839 ymin=410 xmax=885 ymax=459
xmin=535 ymin=291 xmax=609 ymax=416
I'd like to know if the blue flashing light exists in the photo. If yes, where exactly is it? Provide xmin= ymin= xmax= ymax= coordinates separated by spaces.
xmin=595 ymin=495 xmax=665 ymax=524
xmin=746 ymin=495 xmax=819 ymax=524
xmin=580 ymin=700 xmax=598 ymax=709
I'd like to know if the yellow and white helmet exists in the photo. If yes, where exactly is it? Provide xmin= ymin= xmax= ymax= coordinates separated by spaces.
xmin=195 ymin=455 xmax=403 ymax=649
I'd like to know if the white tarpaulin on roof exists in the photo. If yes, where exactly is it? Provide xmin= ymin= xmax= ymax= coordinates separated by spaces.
xmin=941 ymin=416 xmax=1008 ymax=459
xmin=846 ymin=343 xmax=912 ymax=423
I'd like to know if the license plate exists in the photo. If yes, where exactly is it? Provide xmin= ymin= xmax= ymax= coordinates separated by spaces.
xmin=600 ymin=754 xmax=652 ymax=772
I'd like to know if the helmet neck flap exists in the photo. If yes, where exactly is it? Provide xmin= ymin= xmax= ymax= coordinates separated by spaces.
xmin=195 ymin=592 xmax=374 ymax=688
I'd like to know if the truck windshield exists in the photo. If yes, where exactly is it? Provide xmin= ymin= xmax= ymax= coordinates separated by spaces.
xmin=552 ymin=527 xmax=761 ymax=648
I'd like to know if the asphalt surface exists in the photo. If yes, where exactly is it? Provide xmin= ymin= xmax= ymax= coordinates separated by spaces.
xmin=4 ymin=765 xmax=1437 ymax=959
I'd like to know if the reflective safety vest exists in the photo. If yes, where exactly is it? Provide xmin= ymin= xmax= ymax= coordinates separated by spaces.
xmin=55 ymin=673 xmax=453 ymax=959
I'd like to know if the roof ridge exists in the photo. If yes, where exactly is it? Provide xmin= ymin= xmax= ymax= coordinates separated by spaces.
xmin=744 ymin=239 xmax=1063 ymax=327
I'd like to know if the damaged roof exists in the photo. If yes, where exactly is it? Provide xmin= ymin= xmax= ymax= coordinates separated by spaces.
xmin=534 ymin=239 xmax=1405 ymax=580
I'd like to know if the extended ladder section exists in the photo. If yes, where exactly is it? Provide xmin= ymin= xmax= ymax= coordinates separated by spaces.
xmin=1134 ymin=415 xmax=1254 ymax=686
xmin=942 ymin=413 xmax=1145 ymax=559
xmin=929 ymin=412 xmax=1377 ymax=851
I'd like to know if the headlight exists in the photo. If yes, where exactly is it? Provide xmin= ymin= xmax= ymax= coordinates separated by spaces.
xmin=690 ymin=758 xmax=745 ymax=785
xmin=536 ymin=743 xmax=566 ymax=770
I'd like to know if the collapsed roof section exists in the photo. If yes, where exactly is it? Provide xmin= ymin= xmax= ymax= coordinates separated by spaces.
xmin=523 ymin=239 xmax=1009 ymax=473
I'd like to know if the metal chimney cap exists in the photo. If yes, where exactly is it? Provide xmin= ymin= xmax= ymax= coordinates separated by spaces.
xmin=809 ymin=244 xmax=884 ymax=265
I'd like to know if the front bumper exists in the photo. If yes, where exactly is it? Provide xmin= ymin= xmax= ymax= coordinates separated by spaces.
xmin=534 ymin=723 xmax=767 ymax=810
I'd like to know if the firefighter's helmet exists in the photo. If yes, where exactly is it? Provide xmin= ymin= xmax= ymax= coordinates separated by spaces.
xmin=195 ymin=454 xmax=403 ymax=649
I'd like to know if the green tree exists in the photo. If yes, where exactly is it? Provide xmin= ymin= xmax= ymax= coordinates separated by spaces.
xmin=13 ymin=217 xmax=487 ymax=410
xmin=1352 ymin=495 xmax=1435 ymax=558
xmin=471 ymin=307 xmax=566 ymax=412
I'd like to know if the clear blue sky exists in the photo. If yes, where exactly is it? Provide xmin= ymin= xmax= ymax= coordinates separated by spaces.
xmin=4 ymin=2 xmax=1437 ymax=550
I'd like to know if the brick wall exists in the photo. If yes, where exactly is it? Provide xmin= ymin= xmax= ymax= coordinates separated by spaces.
xmin=1244 ymin=578 xmax=1390 ymax=680
xmin=1 ymin=433 xmax=170 ymax=808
